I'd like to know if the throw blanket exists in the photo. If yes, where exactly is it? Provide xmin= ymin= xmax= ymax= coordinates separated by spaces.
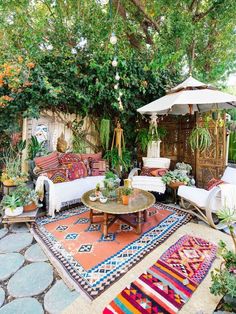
xmin=219 ymin=183 xmax=236 ymax=211
xmin=35 ymin=175 xmax=61 ymax=217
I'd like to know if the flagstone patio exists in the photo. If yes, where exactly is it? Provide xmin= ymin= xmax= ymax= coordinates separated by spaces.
xmin=0 ymin=223 xmax=79 ymax=314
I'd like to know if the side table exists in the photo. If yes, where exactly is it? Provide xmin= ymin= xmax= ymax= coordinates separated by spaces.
xmin=2 ymin=208 xmax=40 ymax=228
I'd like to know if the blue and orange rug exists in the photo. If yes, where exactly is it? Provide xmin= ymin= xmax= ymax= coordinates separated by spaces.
xmin=104 ymin=235 xmax=217 ymax=314
xmin=31 ymin=203 xmax=191 ymax=300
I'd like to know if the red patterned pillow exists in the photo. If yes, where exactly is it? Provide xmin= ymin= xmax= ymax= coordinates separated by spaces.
xmin=91 ymin=160 xmax=107 ymax=176
xmin=42 ymin=168 xmax=69 ymax=184
xmin=80 ymin=152 xmax=102 ymax=162
xmin=35 ymin=152 xmax=59 ymax=171
xmin=150 ymin=168 xmax=168 ymax=177
xmin=140 ymin=167 xmax=158 ymax=176
xmin=67 ymin=162 xmax=87 ymax=181
xmin=59 ymin=152 xmax=81 ymax=165
xmin=206 ymin=178 xmax=225 ymax=190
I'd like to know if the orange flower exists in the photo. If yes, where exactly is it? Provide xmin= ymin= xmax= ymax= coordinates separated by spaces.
xmin=27 ymin=62 xmax=35 ymax=69
xmin=1 ymin=95 xmax=14 ymax=101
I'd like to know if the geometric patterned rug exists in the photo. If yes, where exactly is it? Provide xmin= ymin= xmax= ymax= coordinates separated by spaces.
xmin=104 ymin=235 xmax=217 ymax=313
xmin=31 ymin=203 xmax=191 ymax=300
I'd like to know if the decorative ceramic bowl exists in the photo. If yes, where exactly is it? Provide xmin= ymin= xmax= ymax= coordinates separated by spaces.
xmin=99 ymin=197 xmax=108 ymax=204
xmin=89 ymin=195 xmax=97 ymax=202
xmin=5 ymin=206 xmax=23 ymax=217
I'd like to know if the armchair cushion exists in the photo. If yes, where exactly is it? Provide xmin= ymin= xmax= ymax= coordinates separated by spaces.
xmin=221 ymin=166 xmax=236 ymax=184
xmin=206 ymin=178 xmax=225 ymax=191
xmin=178 ymin=186 xmax=209 ymax=209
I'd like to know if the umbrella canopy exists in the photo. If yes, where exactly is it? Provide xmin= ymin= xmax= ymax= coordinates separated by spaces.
xmin=137 ymin=76 xmax=236 ymax=115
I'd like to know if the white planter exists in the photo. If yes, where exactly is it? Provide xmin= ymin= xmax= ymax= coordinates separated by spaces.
xmin=5 ymin=206 xmax=23 ymax=217
xmin=147 ymin=140 xmax=161 ymax=158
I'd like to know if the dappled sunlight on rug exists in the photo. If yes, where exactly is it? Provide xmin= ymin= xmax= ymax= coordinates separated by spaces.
xmin=32 ymin=203 xmax=191 ymax=300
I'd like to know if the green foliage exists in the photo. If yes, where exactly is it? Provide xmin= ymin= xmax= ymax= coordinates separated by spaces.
xmin=14 ymin=183 xmax=41 ymax=206
xmin=189 ymin=127 xmax=212 ymax=151
xmin=28 ymin=136 xmax=47 ymax=160
xmin=100 ymin=119 xmax=110 ymax=150
xmin=210 ymin=208 xmax=236 ymax=304
xmin=104 ymin=148 xmax=131 ymax=174
xmin=121 ymin=187 xmax=133 ymax=196
xmin=136 ymin=127 xmax=167 ymax=153
xmin=0 ymin=193 xmax=22 ymax=211
xmin=161 ymin=170 xmax=190 ymax=185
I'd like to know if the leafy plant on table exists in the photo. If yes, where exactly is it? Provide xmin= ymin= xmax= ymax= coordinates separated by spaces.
xmin=161 ymin=170 xmax=190 ymax=185
xmin=14 ymin=183 xmax=41 ymax=207
xmin=0 ymin=193 xmax=22 ymax=212
xmin=122 ymin=187 xmax=133 ymax=196
xmin=210 ymin=208 xmax=236 ymax=311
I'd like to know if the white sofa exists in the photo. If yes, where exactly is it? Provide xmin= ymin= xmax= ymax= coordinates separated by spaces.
xmin=36 ymin=175 xmax=105 ymax=217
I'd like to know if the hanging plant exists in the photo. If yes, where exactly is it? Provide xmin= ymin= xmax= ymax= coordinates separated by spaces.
xmin=100 ymin=118 xmax=110 ymax=150
xmin=136 ymin=127 xmax=167 ymax=153
xmin=189 ymin=126 xmax=212 ymax=151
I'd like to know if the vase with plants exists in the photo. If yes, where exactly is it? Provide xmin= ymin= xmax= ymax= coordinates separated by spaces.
xmin=1 ymin=148 xmax=28 ymax=186
xmin=14 ymin=183 xmax=41 ymax=212
xmin=175 ymin=162 xmax=192 ymax=175
xmin=121 ymin=187 xmax=133 ymax=205
xmin=161 ymin=170 xmax=190 ymax=188
xmin=0 ymin=193 xmax=23 ymax=216
xmin=103 ymin=171 xmax=120 ymax=200
xmin=210 ymin=208 xmax=236 ymax=312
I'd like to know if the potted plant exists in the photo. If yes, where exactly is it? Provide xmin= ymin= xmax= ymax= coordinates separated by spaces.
xmin=175 ymin=162 xmax=192 ymax=175
xmin=0 ymin=193 xmax=23 ymax=216
xmin=210 ymin=208 xmax=236 ymax=312
xmin=161 ymin=170 xmax=190 ymax=188
xmin=95 ymin=183 xmax=101 ymax=197
xmin=189 ymin=126 xmax=212 ymax=152
xmin=14 ymin=183 xmax=41 ymax=212
xmin=121 ymin=187 xmax=133 ymax=205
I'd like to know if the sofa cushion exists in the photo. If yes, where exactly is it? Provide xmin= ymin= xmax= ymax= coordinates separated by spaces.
xmin=91 ymin=160 xmax=106 ymax=176
xmin=67 ymin=162 xmax=87 ymax=180
xmin=35 ymin=152 xmax=59 ymax=171
xmin=44 ymin=168 xmax=69 ymax=184
xmin=80 ymin=152 xmax=102 ymax=161
xmin=81 ymin=152 xmax=103 ymax=176
xmin=206 ymin=178 xmax=225 ymax=191
xmin=59 ymin=152 xmax=81 ymax=165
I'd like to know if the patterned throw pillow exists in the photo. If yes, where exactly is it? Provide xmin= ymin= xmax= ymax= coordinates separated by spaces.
xmin=43 ymin=168 xmax=69 ymax=184
xmin=91 ymin=160 xmax=107 ymax=176
xmin=66 ymin=162 xmax=87 ymax=181
xmin=150 ymin=168 xmax=168 ymax=177
xmin=34 ymin=152 xmax=59 ymax=171
xmin=206 ymin=178 xmax=225 ymax=190
xmin=140 ymin=167 xmax=168 ymax=177
xmin=59 ymin=152 xmax=81 ymax=165
xmin=80 ymin=152 xmax=103 ymax=176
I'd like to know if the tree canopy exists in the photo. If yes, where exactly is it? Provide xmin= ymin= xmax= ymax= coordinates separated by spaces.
xmin=0 ymin=0 xmax=236 ymax=146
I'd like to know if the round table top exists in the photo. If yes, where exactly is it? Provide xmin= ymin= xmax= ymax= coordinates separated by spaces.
xmin=81 ymin=188 xmax=155 ymax=215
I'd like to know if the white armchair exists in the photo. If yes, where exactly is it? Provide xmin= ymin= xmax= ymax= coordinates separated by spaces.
xmin=178 ymin=166 xmax=236 ymax=229
xmin=128 ymin=157 xmax=170 ymax=194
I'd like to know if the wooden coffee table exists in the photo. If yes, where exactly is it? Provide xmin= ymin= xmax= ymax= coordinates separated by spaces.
xmin=81 ymin=188 xmax=155 ymax=237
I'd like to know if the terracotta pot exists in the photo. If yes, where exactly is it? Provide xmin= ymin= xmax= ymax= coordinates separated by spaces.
xmin=168 ymin=181 xmax=186 ymax=189
xmin=23 ymin=202 xmax=37 ymax=212
xmin=122 ymin=195 xmax=129 ymax=205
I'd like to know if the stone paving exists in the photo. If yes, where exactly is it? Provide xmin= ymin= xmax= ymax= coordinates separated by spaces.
xmin=0 ymin=223 xmax=79 ymax=314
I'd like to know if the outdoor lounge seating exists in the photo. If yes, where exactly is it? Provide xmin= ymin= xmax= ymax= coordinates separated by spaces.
xmin=128 ymin=157 xmax=170 ymax=193
xmin=178 ymin=166 xmax=236 ymax=229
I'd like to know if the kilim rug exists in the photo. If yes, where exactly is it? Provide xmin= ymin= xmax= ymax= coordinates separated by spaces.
xmin=31 ymin=203 xmax=191 ymax=300
xmin=104 ymin=235 xmax=217 ymax=314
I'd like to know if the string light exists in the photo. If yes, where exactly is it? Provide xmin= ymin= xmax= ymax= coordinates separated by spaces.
xmin=111 ymin=58 xmax=118 ymax=67
xmin=110 ymin=32 xmax=117 ymax=45
xmin=115 ymin=72 xmax=120 ymax=80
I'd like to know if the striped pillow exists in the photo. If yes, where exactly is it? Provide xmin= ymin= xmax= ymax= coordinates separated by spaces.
xmin=34 ymin=152 xmax=59 ymax=171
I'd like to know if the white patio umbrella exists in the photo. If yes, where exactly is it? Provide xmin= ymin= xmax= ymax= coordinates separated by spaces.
xmin=137 ymin=76 xmax=236 ymax=115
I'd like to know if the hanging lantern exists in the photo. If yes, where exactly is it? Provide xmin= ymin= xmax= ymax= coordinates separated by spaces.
xmin=110 ymin=32 xmax=117 ymax=45
xmin=115 ymin=72 xmax=120 ymax=80
xmin=112 ymin=58 xmax=118 ymax=67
